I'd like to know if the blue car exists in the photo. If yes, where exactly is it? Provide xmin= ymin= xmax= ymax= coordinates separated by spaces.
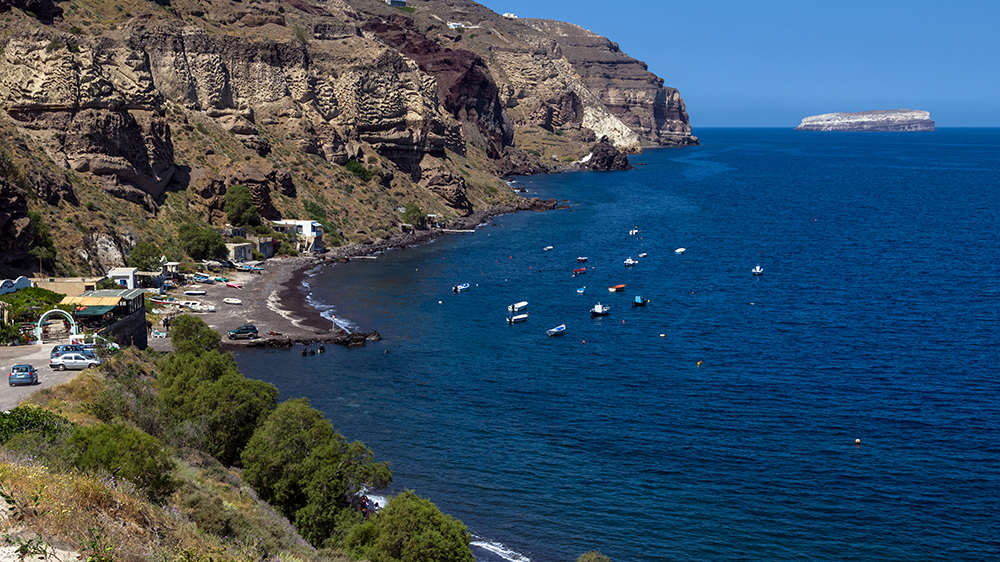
xmin=8 ymin=365 xmax=38 ymax=387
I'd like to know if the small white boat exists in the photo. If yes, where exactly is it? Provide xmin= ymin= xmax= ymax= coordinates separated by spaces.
xmin=675 ymin=248 xmax=686 ymax=254
xmin=546 ymin=324 xmax=566 ymax=336
xmin=752 ymin=265 xmax=764 ymax=276
xmin=590 ymin=303 xmax=611 ymax=316
xmin=453 ymin=282 xmax=470 ymax=292
xmin=184 ymin=290 xmax=206 ymax=296
xmin=638 ymin=252 xmax=647 ymax=258
xmin=223 ymin=298 xmax=243 ymax=305
xmin=543 ymin=246 xmax=553 ymax=251
xmin=190 ymin=303 xmax=216 ymax=313
xmin=506 ymin=313 xmax=529 ymax=323
xmin=577 ymin=287 xmax=586 ymax=295
xmin=629 ymin=228 xmax=639 ymax=235
xmin=624 ymin=257 xmax=638 ymax=266
xmin=507 ymin=301 xmax=529 ymax=312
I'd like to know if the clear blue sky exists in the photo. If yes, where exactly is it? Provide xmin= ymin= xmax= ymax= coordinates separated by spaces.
xmin=478 ymin=0 xmax=1000 ymax=127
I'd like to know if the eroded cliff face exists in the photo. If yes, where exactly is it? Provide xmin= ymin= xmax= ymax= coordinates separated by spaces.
xmin=0 ymin=0 xmax=696 ymax=275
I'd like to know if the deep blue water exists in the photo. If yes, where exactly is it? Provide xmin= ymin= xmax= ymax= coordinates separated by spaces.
xmin=235 ymin=129 xmax=1000 ymax=562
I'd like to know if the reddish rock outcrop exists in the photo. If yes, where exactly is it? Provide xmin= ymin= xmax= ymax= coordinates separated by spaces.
xmin=586 ymin=136 xmax=632 ymax=171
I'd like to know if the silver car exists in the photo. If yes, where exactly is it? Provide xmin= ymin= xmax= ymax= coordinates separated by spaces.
xmin=49 ymin=353 xmax=102 ymax=371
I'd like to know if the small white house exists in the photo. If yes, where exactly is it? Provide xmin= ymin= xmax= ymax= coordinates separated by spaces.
xmin=107 ymin=267 xmax=138 ymax=290
xmin=226 ymin=243 xmax=254 ymax=263
xmin=272 ymin=220 xmax=324 ymax=253
xmin=502 ymin=13 xmax=517 ymax=19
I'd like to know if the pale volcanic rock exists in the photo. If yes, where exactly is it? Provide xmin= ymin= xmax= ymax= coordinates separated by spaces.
xmin=794 ymin=109 xmax=935 ymax=131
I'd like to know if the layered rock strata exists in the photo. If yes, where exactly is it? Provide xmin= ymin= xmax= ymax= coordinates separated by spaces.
xmin=794 ymin=110 xmax=935 ymax=132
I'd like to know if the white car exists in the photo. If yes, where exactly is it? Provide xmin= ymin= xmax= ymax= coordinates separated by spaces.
xmin=49 ymin=353 xmax=102 ymax=371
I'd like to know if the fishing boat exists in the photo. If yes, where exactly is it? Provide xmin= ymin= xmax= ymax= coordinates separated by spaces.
xmin=546 ymin=324 xmax=567 ymax=336
xmin=507 ymin=301 xmax=529 ymax=312
xmin=573 ymin=268 xmax=587 ymax=275
xmin=577 ymin=287 xmax=586 ymax=295
xmin=453 ymin=282 xmax=470 ymax=292
xmin=223 ymin=298 xmax=243 ymax=305
xmin=184 ymin=290 xmax=206 ymax=296
xmin=752 ymin=265 xmax=764 ymax=275
xmin=506 ymin=313 xmax=529 ymax=324
xmin=577 ymin=257 xmax=588 ymax=263
xmin=638 ymin=253 xmax=647 ymax=258
xmin=608 ymin=284 xmax=627 ymax=292
xmin=624 ymin=257 xmax=638 ymax=266
xmin=226 ymin=282 xmax=243 ymax=289
xmin=590 ymin=303 xmax=611 ymax=316
xmin=675 ymin=248 xmax=686 ymax=254
xmin=632 ymin=295 xmax=649 ymax=307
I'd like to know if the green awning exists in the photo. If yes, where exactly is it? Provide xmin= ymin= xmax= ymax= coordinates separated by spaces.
xmin=74 ymin=305 xmax=116 ymax=316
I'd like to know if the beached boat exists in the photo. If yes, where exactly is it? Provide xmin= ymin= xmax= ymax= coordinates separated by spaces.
xmin=506 ymin=313 xmax=529 ymax=324
xmin=213 ymin=277 xmax=229 ymax=283
xmin=590 ymin=303 xmax=611 ymax=316
xmin=223 ymin=298 xmax=243 ymax=305
xmin=190 ymin=303 xmax=216 ymax=313
xmin=632 ymin=295 xmax=650 ymax=307
xmin=577 ymin=257 xmax=588 ymax=263
xmin=608 ymin=284 xmax=626 ymax=293
xmin=624 ymin=257 xmax=638 ymax=266
xmin=226 ymin=282 xmax=243 ymax=289
xmin=573 ymin=268 xmax=587 ymax=275
xmin=752 ymin=265 xmax=764 ymax=275
xmin=193 ymin=276 xmax=215 ymax=284
xmin=577 ymin=287 xmax=586 ymax=295
xmin=507 ymin=301 xmax=529 ymax=312
xmin=546 ymin=324 xmax=566 ymax=336
xmin=675 ymin=248 xmax=686 ymax=254
xmin=184 ymin=290 xmax=206 ymax=296
xmin=453 ymin=282 xmax=470 ymax=292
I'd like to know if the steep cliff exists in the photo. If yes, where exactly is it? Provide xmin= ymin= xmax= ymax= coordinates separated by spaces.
xmin=0 ymin=0 xmax=696 ymax=276
xmin=795 ymin=109 xmax=936 ymax=132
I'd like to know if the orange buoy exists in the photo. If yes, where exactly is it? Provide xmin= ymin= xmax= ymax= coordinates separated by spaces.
xmin=855 ymin=439 xmax=861 ymax=445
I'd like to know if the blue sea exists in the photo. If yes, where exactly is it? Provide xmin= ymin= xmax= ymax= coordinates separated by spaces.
xmin=235 ymin=129 xmax=1000 ymax=562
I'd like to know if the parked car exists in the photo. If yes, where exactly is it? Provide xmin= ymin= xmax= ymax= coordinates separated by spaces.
xmin=8 ymin=365 xmax=38 ymax=386
xmin=228 ymin=324 xmax=259 ymax=340
xmin=50 ymin=344 xmax=98 ymax=359
xmin=49 ymin=353 xmax=102 ymax=371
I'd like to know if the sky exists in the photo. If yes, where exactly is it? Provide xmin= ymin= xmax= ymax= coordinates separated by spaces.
xmin=477 ymin=0 xmax=1000 ymax=127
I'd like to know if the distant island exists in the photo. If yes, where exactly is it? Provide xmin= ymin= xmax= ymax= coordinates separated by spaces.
xmin=794 ymin=109 xmax=935 ymax=131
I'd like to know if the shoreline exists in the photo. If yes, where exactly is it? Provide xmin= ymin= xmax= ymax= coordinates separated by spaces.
xmin=152 ymin=197 xmax=559 ymax=353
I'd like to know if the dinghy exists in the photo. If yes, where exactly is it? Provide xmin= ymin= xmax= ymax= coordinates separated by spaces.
xmin=546 ymin=324 xmax=566 ymax=336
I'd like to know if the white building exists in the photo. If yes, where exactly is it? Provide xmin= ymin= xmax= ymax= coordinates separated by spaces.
xmin=502 ymin=13 xmax=517 ymax=19
xmin=272 ymin=220 xmax=325 ymax=253
xmin=107 ymin=267 xmax=138 ymax=290
xmin=226 ymin=243 xmax=254 ymax=262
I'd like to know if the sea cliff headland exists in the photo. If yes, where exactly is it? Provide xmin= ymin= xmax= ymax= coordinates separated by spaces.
xmin=794 ymin=109 xmax=935 ymax=131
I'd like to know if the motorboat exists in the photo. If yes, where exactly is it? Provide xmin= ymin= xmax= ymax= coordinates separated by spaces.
xmin=577 ymin=257 xmax=588 ymax=263
xmin=453 ymin=282 xmax=470 ymax=292
xmin=629 ymin=228 xmax=639 ymax=235
xmin=508 ymin=301 xmax=529 ymax=312
xmin=223 ymin=298 xmax=243 ymax=305
xmin=632 ymin=295 xmax=649 ymax=307
xmin=577 ymin=287 xmax=586 ymax=295
xmin=638 ymin=253 xmax=647 ymax=258
xmin=752 ymin=265 xmax=764 ymax=276
xmin=506 ymin=313 xmax=529 ymax=323
xmin=546 ymin=324 xmax=567 ymax=336
xmin=675 ymin=248 xmax=686 ymax=254
xmin=624 ymin=257 xmax=638 ymax=266
xmin=543 ymin=246 xmax=553 ymax=251
xmin=608 ymin=284 xmax=627 ymax=292
xmin=590 ymin=303 xmax=611 ymax=316
xmin=573 ymin=268 xmax=587 ymax=275
xmin=226 ymin=282 xmax=242 ymax=289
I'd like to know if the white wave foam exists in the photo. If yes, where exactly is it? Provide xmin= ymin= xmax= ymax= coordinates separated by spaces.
xmin=470 ymin=539 xmax=531 ymax=562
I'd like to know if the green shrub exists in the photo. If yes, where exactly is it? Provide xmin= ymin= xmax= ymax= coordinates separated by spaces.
xmin=177 ymin=223 xmax=226 ymax=260
xmin=69 ymin=422 xmax=176 ymax=502
xmin=293 ymin=26 xmax=309 ymax=44
xmin=401 ymin=203 xmax=426 ymax=227
xmin=45 ymin=37 xmax=63 ymax=52
xmin=344 ymin=159 xmax=374 ymax=182
xmin=225 ymin=185 xmax=261 ymax=227
xmin=344 ymin=490 xmax=474 ymax=562
xmin=69 ymin=26 xmax=82 ymax=34
xmin=127 ymin=240 xmax=163 ymax=272
xmin=0 ymin=405 xmax=72 ymax=445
